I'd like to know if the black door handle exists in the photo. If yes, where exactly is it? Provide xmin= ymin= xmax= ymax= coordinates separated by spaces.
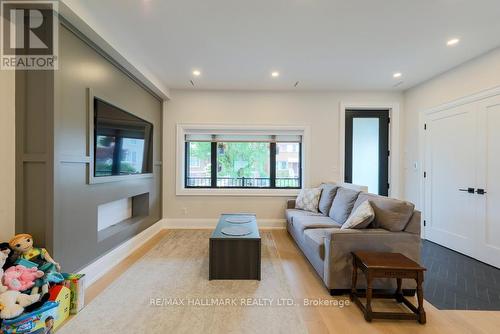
xmin=459 ymin=188 xmax=475 ymax=193
xmin=476 ymin=189 xmax=487 ymax=195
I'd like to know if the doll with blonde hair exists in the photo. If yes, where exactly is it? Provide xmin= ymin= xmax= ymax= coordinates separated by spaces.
xmin=9 ymin=234 xmax=63 ymax=295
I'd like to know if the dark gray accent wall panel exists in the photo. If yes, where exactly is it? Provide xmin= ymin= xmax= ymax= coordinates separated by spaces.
xmin=16 ymin=69 xmax=55 ymax=254
xmin=16 ymin=25 xmax=163 ymax=273
xmin=22 ymin=163 xmax=48 ymax=244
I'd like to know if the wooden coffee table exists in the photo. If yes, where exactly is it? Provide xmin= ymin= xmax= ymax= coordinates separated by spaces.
xmin=209 ymin=214 xmax=261 ymax=280
xmin=350 ymin=251 xmax=426 ymax=324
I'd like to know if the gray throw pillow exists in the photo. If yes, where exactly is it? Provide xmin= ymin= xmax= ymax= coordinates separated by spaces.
xmin=352 ymin=193 xmax=415 ymax=231
xmin=341 ymin=200 xmax=374 ymax=229
xmin=318 ymin=183 xmax=338 ymax=215
xmin=328 ymin=187 xmax=361 ymax=224
xmin=296 ymin=188 xmax=322 ymax=213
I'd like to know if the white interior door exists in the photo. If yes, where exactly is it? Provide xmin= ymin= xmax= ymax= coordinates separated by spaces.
xmin=424 ymin=104 xmax=479 ymax=259
xmin=475 ymin=96 xmax=500 ymax=267
xmin=424 ymin=93 xmax=500 ymax=268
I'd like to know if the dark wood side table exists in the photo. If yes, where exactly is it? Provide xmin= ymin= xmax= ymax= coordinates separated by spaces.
xmin=350 ymin=251 xmax=426 ymax=324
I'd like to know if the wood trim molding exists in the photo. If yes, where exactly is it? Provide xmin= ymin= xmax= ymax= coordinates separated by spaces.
xmin=420 ymin=85 xmax=500 ymax=116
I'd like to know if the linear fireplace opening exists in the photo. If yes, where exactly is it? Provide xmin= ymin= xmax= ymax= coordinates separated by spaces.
xmin=97 ymin=192 xmax=150 ymax=241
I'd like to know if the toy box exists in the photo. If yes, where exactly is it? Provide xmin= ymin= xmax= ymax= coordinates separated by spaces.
xmin=62 ymin=273 xmax=85 ymax=314
xmin=0 ymin=301 xmax=59 ymax=334
xmin=48 ymin=285 xmax=70 ymax=329
xmin=0 ymin=285 xmax=70 ymax=334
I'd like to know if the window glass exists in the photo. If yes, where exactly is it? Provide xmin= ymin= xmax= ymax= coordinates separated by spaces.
xmin=217 ymin=142 xmax=270 ymax=187
xmin=185 ymin=139 xmax=301 ymax=189
xmin=276 ymin=143 xmax=300 ymax=188
xmin=352 ymin=118 xmax=379 ymax=194
xmin=186 ymin=142 xmax=212 ymax=187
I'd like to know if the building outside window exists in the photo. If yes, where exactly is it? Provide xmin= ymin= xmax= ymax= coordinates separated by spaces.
xmin=184 ymin=130 xmax=303 ymax=189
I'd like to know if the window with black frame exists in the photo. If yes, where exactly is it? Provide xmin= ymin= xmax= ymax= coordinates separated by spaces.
xmin=185 ymin=133 xmax=302 ymax=189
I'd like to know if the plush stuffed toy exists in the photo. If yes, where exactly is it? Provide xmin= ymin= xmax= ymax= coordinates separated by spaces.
xmin=0 ymin=290 xmax=40 ymax=319
xmin=3 ymin=265 xmax=45 ymax=292
xmin=9 ymin=234 xmax=62 ymax=295
xmin=0 ymin=249 xmax=10 ymax=293
xmin=0 ymin=243 xmax=16 ymax=270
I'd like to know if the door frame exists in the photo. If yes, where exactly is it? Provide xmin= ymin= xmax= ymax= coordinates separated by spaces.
xmin=419 ymin=85 xmax=500 ymax=241
xmin=339 ymin=102 xmax=400 ymax=198
xmin=344 ymin=110 xmax=390 ymax=196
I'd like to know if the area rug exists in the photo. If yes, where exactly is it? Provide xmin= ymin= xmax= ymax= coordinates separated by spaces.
xmin=60 ymin=230 xmax=307 ymax=333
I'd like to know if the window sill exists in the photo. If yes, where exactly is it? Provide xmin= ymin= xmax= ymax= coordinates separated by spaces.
xmin=176 ymin=187 xmax=300 ymax=197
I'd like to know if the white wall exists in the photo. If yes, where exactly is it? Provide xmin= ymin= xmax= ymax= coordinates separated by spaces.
xmin=403 ymin=47 xmax=500 ymax=208
xmin=6 ymin=48 xmax=497 ymax=232
xmin=0 ymin=71 xmax=16 ymax=240
xmin=164 ymin=89 xmax=403 ymax=221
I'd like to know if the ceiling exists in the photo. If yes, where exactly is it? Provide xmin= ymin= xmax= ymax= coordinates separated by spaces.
xmin=63 ymin=0 xmax=500 ymax=91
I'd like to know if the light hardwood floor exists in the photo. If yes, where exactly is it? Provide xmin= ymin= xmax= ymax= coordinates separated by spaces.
xmin=270 ymin=229 xmax=500 ymax=333
xmin=83 ymin=229 xmax=500 ymax=333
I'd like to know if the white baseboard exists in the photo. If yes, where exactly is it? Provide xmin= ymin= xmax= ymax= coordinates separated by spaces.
xmin=78 ymin=219 xmax=166 ymax=288
xmin=163 ymin=218 xmax=286 ymax=229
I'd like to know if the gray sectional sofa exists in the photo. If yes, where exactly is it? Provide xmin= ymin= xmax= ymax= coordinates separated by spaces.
xmin=286 ymin=182 xmax=421 ymax=295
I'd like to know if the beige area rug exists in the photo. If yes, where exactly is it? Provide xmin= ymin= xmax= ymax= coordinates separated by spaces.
xmin=60 ymin=230 xmax=307 ymax=334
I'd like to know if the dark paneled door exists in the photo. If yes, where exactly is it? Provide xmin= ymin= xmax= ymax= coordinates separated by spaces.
xmin=345 ymin=110 xmax=390 ymax=196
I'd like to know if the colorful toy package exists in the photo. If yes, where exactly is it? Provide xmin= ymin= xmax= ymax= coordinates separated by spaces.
xmin=62 ymin=273 xmax=85 ymax=314
xmin=0 ymin=301 xmax=59 ymax=334
xmin=48 ymin=285 xmax=71 ymax=329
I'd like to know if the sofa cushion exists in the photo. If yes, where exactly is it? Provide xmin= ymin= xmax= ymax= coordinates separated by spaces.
xmin=304 ymin=228 xmax=340 ymax=260
xmin=328 ymin=187 xmax=361 ymax=225
xmin=293 ymin=215 xmax=342 ymax=234
xmin=296 ymin=187 xmax=322 ymax=213
xmin=353 ymin=193 xmax=415 ymax=232
xmin=341 ymin=200 xmax=374 ymax=229
xmin=285 ymin=209 xmax=322 ymax=224
xmin=318 ymin=183 xmax=339 ymax=215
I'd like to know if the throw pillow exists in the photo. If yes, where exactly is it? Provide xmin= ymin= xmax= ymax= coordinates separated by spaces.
xmin=318 ymin=183 xmax=339 ymax=215
xmin=328 ymin=187 xmax=361 ymax=224
xmin=341 ymin=200 xmax=375 ymax=229
xmin=296 ymin=188 xmax=322 ymax=213
xmin=352 ymin=193 xmax=415 ymax=231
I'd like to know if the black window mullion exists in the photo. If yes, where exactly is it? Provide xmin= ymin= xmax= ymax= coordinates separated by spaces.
xmin=185 ymin=141 xmax=190 ymax=187
xmin=344 ymin=114 xmax=354 ymax=184
xmin=270 ymin=142 xmax=276 ymax=188
xmin=299 ymin=142 xmax=303 ymax=188
xmin=211 ymin=142 xmax=217 ymax=188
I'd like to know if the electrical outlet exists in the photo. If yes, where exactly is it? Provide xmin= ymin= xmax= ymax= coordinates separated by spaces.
xmin=182 ymin=207 xmax=188 ymax=215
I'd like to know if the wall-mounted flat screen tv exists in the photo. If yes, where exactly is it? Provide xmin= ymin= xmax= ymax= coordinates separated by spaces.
xmin=94 ymin=98 xmax=153 ymax=177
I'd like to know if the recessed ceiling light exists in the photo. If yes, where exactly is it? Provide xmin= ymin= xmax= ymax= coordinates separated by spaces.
xmin=393 ymin=72 xmax=402 ymax=78
xmin=271 ymin=71 xmax=280 ymax=78
xmin=447 ymin=38 xmax=460 ymax=46
xmin=192 ymin=70 xmax=201 ymax=77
